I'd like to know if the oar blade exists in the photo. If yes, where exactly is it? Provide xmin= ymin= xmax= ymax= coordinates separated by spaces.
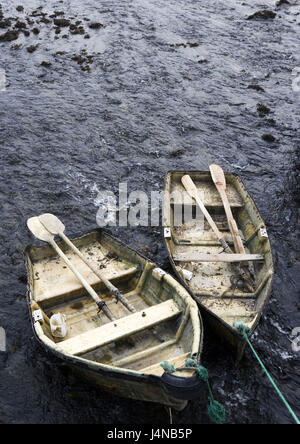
xmin=27 ymin=217 xmax=53 ymax=242
xmin=39 ymin=213 xmax=65 ymax=235
xmin=181 ymin=174 xmax=198 ymax=197
xmin=209 ymin=164 xmax=226 ymax=189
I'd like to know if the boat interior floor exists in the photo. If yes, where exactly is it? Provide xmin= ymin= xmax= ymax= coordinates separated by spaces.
xmin=31 ymin=238 xmax=195 ymax=377
xmin=171 ymin=214 xmax=264 ymax=330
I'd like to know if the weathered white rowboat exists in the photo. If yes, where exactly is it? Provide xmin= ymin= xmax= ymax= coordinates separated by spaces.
xmin=25 ymin=229 xmax=205 ymax=410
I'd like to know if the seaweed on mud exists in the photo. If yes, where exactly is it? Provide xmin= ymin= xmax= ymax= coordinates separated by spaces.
xmin=0 ymin=30 xmax=19 ymax=41
xmin=257 ymin=104 xmax=271 ymax=117
xmin=247 ymin=10 xmax=277 ymax=20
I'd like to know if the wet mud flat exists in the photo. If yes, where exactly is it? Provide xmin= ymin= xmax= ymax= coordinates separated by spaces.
xmin=0 ymin=0 xmax=299 ymax=424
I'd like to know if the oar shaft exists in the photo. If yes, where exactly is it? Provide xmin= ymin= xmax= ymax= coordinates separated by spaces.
xmin=218 ymin=188 xmax=245 ymax=254
xmin=60 ymin=232 xmax=136 ymax=313
xmin=182 ymin=175 xmax=230 ymax=248
xmin=192 ymin=192 xmax=232 ymax=253
xmin=49 ymin=239 xmax=116 ymax=321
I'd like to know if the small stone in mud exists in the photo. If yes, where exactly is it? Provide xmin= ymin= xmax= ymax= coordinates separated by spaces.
xmin=40 ymin=17 xmax=50 ymax=24
xmin=16 ymin=5 xmax=24 ymax=12
xmin=171 ymin=148 xmax=186 ymax=157
xmin=50 ymin=11 xmax=64 ymax=18
xmin=0 ymin=30 xmax=19 ymax=42
xmin=276 ymin=0 xmax=289 ymax=6
xmin=188 ymin=42 xmax=199 ymax=47
xmin=22 ymin=30 xmax=30 ymax=37
xmin=55 ymin=27 xmax=61 ymax=34
xmin=11 ymin=43 xmax=22 ymax=50
xmin=88 ymin=22 xmax=104 ymax=29
xmin=72 ymin=55 xmax=85 ymax=64
xmin=84 ymin=34 xmax=90 ymax=39
xmin=170 ymin=43 xmax=187 ymax=48
xmin=70 ymin=26 xmax=85 ymax=35
xmin=53 ymin=18 xmax=70 ymax=27
xmin=32 ymin=27 xmax=40 ymax=35
xmin=257 ymin=104 xmax=271 ymax=117
xmin=267 ymin=118 xmax=276 ymax=126
xmin=248 ymin=84 xmax=265 ymax=92
xmin=14 ymin=21 xmax=27 ymax=29
xmin=0 ymin=19 xmax=12 ymax=28
xmin=262 ymin=134 xmax=276 ymax=142
xmin=27 ymin=44 xmax=38 ymax=53
xmin=247 ymin=10 xmax=277 ymax=20
xmin=81 ymin=65 xmax=91 ymax=73
xmin=40 ymin=60 xmax=52 ymax=67
xmin=198 ymin=59 xmax=208 ymax=64
xmin=53 ymin=51 xmax=66 ymax=56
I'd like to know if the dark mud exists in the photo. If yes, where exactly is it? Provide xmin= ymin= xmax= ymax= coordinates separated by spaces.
xmin=0 ymin=0 xmax=299 ymax=424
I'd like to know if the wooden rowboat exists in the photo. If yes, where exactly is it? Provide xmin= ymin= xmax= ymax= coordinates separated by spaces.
xmin=25 ymin=229 xmax=204 ymax=410
xmin=163 ymin=171 xmax=274 ymax=360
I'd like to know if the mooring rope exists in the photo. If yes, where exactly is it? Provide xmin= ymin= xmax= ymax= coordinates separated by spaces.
xmin=234 ymin=322 xmax=300 ymax=425
xmin=160 ymin=359 xmax=226 ymax=424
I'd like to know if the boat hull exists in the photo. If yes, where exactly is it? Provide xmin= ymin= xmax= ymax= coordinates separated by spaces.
xmin=36 ymin=337 xmax=206 ymax=410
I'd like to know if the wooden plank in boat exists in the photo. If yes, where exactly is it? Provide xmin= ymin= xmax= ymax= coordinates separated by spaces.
xmin=173 ymin=253 xmax=264 ymax=263
xmin=58 ymin=299 xmax=181 ymax=356
xmin=35 ymin=266 xmax=138 ymax=303
xmin=141 ymin=352 xmax=191 ymax=376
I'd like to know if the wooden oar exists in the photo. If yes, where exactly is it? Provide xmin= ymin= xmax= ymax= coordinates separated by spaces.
xmin=209 ymin=164 xmax=245 ymax=254
xmin=39 ymin=213 xmax=136 ymax=313
xmin=27 ymin=217 xmax=116 ymax=321
xmin=181 ymin=175 xmax=255 ymax=292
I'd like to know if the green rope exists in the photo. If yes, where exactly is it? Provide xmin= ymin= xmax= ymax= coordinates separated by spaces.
xmin=160 ymin=361 xmax=176 ymax=374
xmin=160 ymin=358 xmax=226 ymax=424
xmin=234 ymin=322 xmax=300 ymax=425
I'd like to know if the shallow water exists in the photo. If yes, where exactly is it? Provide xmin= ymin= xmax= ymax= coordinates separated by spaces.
xmin=0 ymin=0 xmax=299 ymax=424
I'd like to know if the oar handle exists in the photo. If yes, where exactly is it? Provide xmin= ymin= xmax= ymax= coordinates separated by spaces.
xmin=49 ymin=239 xmax=116 ymax=321
xmin=60 ymin=232 xmax=136 ymax=313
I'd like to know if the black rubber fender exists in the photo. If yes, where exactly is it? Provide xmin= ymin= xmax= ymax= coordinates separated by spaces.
xmin=161 ymin=373 xmax=206 ymax=400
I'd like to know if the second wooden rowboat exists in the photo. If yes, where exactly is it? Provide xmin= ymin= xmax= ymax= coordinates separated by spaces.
xmin=163 ymin=171 xmax=274 ymax=360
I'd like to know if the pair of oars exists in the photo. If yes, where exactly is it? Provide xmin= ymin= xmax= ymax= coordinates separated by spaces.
xmin=210 ymin=165 xmax=246 ymax=255
xmin=181 ymin=171 xmax=255 ymax=292
xmin=27 ymin=214 xmax=136 ymax=322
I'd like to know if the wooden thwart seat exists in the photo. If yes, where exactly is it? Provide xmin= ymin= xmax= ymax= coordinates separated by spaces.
xmin=35 ymin=266 xmax=139 ymax=304
xmin=58 ymin=299 xmax=181 ymax=356
xmin=173 ymin=253 xmax=264 ymax=263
